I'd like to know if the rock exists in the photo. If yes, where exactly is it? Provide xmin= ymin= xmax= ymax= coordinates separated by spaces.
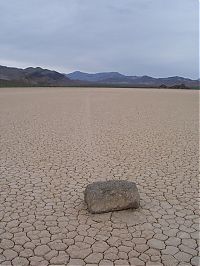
xmin=84 ymin=180 xmax=140 ymax=214
xmin=159 ymin=84 xmax=167 ymax=88
xmin=170 ymin=83 xmax=190 ymax=90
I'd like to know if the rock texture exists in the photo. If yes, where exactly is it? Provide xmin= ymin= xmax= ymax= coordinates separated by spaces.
xmin=84 ymin=180 xmax=140 ymax=213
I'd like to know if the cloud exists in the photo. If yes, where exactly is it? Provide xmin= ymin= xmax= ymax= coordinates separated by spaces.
xmin=0 ymin=0 xmax=198 ymax=78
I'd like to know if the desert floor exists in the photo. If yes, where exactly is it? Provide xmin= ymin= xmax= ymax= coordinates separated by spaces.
xmin=0 ymin=87 xmax=199 ymax=266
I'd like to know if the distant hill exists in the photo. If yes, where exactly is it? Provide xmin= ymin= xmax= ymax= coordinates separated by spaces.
xmin=66 ymin=71 xmax=199 ymax=87
xmin=0 ymin=65 xmax=75 ymax=87
xmin=0 ymin=65 xmax=198 ymax=88
xmin=67 ymin=71 xmax=128 ymax=82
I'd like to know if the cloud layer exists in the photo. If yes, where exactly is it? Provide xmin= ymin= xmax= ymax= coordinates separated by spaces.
xmin=0 ymin=0 xmax=198 ymax=78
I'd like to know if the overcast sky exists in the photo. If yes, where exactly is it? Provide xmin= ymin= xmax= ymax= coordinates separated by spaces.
xmin=0 ymin=0 xmax=198 ymax=78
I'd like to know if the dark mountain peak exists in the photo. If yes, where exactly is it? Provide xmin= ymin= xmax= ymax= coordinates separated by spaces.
xmin=72 ymin=70 xmax=84 ymax=74
xmin=25 ymin=66 xmax=42 ymax=70
xmin=0 ymin=65 xmax=22 ymax=70
xmin=141 ymin=75 xmax=152 ymax=78
xmin=0 ymin=65 xmax=73 ymax=86
xmin=66 ymin=71 xmax=126 ymax=82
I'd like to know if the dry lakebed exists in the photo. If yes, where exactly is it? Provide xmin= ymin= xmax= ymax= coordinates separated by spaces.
xmin=0 ymin=87 xmax=199 ymax=266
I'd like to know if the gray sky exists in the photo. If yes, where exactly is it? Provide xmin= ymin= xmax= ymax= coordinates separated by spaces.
xmin=0 ymin=0 xmax=198 ymax=78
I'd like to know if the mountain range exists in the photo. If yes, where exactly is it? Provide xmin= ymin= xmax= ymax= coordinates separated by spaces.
xmin=0 ymin=65 xmax=199 ymax=88
xmin=66 ymin=71 xmax=199 ymax=87
xmin=0 ymin=65 xmax=75 ymax=87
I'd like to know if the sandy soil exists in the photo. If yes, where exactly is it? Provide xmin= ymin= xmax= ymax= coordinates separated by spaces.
xmin=0 ymin=87 xmax=199 ymax=266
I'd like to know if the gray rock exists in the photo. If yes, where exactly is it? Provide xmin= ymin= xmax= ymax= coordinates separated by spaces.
xmin=84 ymin=180 xmax=140 ymax=214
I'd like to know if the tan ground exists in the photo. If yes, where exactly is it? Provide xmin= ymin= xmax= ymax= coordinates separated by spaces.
xmin=0 ymin=87 xmax=199 ymax=266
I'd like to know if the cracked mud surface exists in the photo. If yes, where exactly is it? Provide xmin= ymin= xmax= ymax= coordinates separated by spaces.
xmin=0 ymin=87 xmax=199 ymax=266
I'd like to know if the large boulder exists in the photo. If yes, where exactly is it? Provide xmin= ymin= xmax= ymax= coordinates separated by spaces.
xmin=84 ymin=180 xmax=140 ymax=214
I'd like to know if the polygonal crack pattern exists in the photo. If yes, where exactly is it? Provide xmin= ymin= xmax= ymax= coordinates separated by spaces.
xmin=0 ymin=87 xmax=199 ymax=266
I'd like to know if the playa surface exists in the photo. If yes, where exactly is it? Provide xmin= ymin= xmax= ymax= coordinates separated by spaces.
xmin=0 ymin=87 xmax=199 ymax=266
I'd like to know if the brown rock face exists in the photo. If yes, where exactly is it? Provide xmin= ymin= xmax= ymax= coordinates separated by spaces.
xmin=84 ymin=180 xmax=140 ymax=214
